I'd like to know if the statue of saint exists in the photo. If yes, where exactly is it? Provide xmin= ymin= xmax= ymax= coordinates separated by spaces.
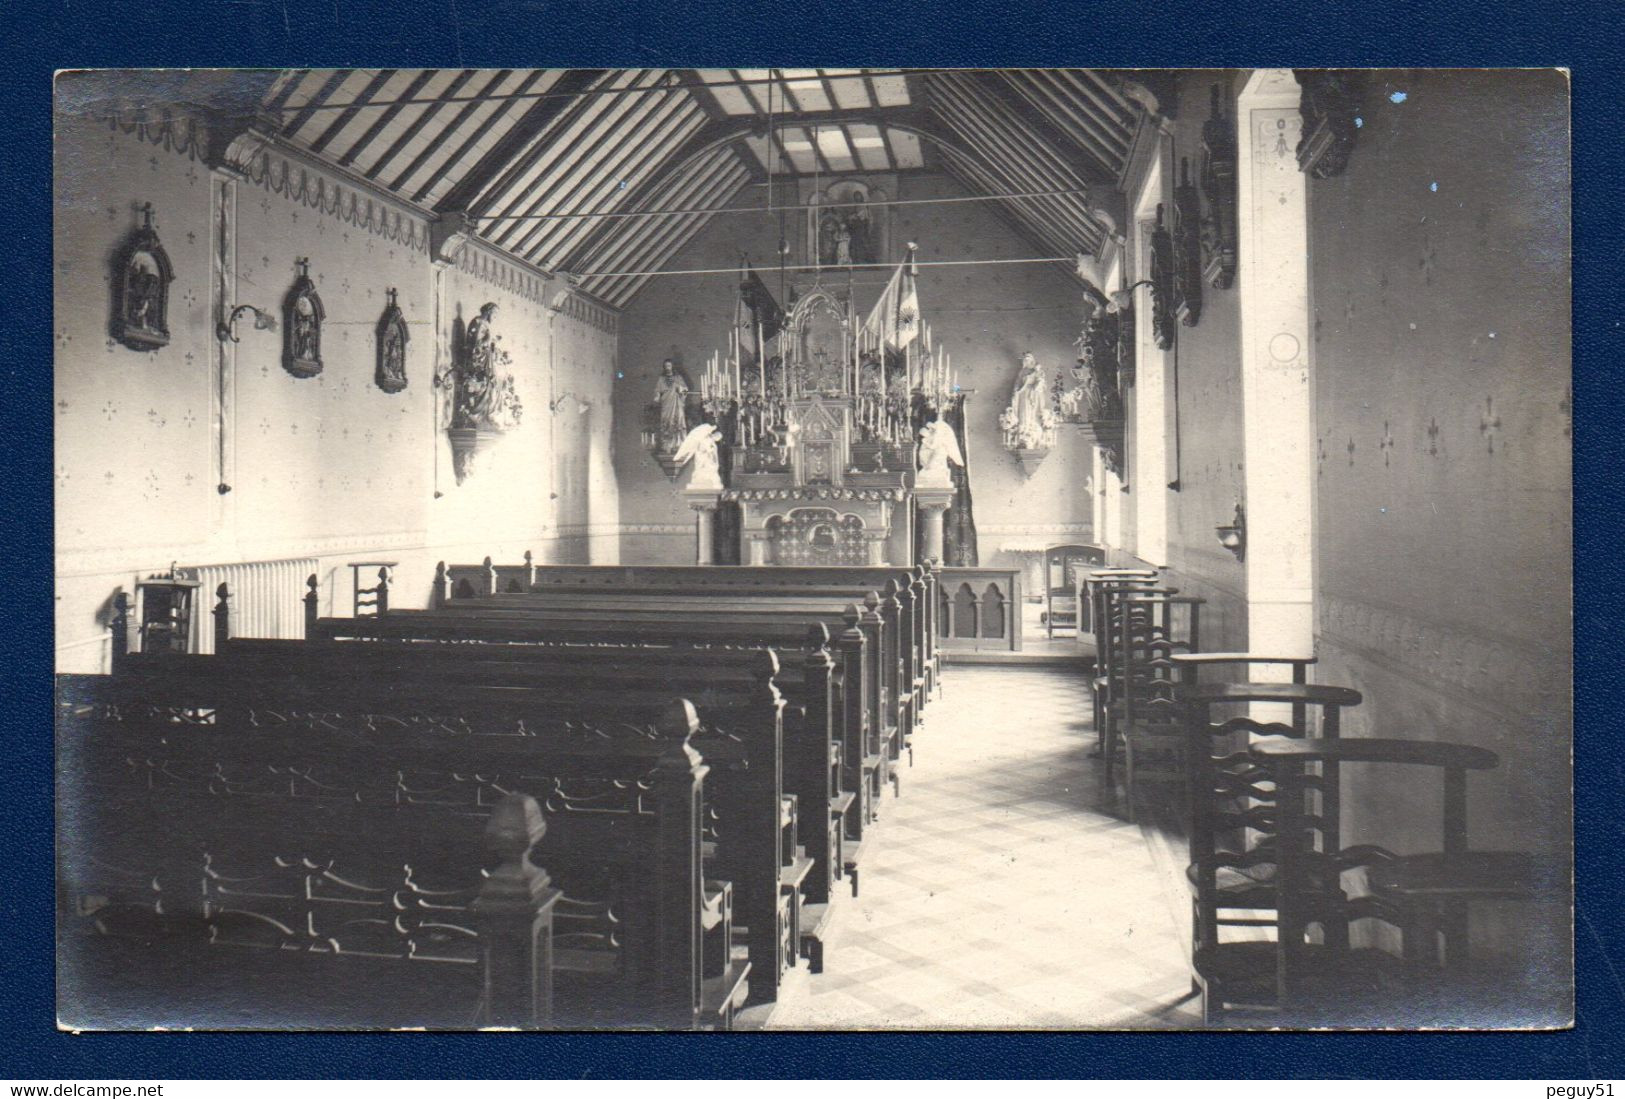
xmin=292 ymin=295 xmax=319 ymax=361
xmin=381 ymin=325 xmax=406 ymax=388
xmin=457 ymin=302 xmax=504 ymax=423
xmin=466 ymin=303 xmax=498 ymax=379
xmin=916 ymin=418 xmax=964 ymax=489
xmin=1004 ymin=352 xmax=1056 ymax=449
xmin=652 ymin=358 xmax=690 ymax=444
xmin=673 ymin=422 xmax=725 ymax=491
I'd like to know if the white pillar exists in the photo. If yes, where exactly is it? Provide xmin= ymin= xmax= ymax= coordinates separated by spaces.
xmin=1237 ymin=69 xmax=1316 ymax=664
xmin=685 ymin=491 xmax=719 ymax=566
xmin=867 ymin=534 xmax=887 ymax=566
xmin=747 ymin=533 xmax=768 ymax=566
xmin=1130 ymin=152 xmax=1171 ymax=567
xmin=915 ymin=488 xmax=953 ymax=564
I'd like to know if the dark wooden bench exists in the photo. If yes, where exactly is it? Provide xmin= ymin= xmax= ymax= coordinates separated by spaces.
xmin=108 ymin=608 xmax=800 ymax=1008
xmin=56 ymin=668 xmax=744 ymax=1030
xmin=430 ymin=578 xmax=920 ymax=762
xmin=312 ymin=598 xmax=889 ymax=902
xmin=438 ymin=559 xmax=938 ymax=721
xmin=217 ymin=631 xmax=834 ymax=987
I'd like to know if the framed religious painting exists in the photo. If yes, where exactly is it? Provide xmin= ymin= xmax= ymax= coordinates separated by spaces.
xmin=805 ymin=176 xmax=891 ymax=269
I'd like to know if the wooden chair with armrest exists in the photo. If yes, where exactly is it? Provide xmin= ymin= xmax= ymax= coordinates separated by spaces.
xmin=1109 ymin=594 xmax=1205 ymax=813
xmin=1180 ymin=681 xmax=1364 ymax=1023
xmin=1241 ymin=735 xmax=1524 ymax=1025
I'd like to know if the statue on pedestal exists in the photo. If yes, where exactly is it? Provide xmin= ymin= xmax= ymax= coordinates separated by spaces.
xmin=1000 ymin=352 xmax=1058 ymax=451
xmin=652 ymin=359 xmax=691 ymax=448
xmin=916 ymin=418 xmax=963 ymax=489
xmin=674 ymin=422 xmax=725 ymax=491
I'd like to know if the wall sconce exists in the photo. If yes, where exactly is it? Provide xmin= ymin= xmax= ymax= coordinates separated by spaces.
xmin=1084 ymin=280 xmax=1155 ymax=315
xmin=217 ymin=304 xmax=276 ymax=343
xmin=549 ymin=392 xmax=592 ymax=415
xmin=1216 ymin=502 xmax=1246 ymax=563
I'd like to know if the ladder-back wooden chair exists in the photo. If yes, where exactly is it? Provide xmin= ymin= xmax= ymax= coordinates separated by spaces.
xmin=1242 ymin=735 xmax=1508 ymax=1025
xmin=1085 ymin=570 xmax=1161 ymax=755
xmin=1180 ymin=680 xmax=1364 ymax=1023
xmin=1109 ymin=593 xmax=1205 ymax=813
xmin=1041 ymin=544 xmax=1104 ymax=639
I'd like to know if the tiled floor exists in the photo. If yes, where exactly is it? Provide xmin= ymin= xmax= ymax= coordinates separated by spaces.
xmin=765 ymin=664 xmax=1201 ymax=1030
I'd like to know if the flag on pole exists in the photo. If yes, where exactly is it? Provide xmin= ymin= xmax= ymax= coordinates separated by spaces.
xmin=735 ymin=266 xmax=756 ymax=372
xmin=863 ymin=258 xmax=903 ymax=350
xmin=738 ymin=260 xmax=784 ymax=342
xmin=895 ymin=248 xmax=920 ymax=349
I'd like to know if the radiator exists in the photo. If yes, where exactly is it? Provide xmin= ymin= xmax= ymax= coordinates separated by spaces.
xmin=182 ymin=558 xmax=319 ymax=653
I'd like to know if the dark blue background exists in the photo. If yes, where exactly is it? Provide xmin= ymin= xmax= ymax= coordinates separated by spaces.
xmin=4 ymin=0 xmax=1617 ymax=1078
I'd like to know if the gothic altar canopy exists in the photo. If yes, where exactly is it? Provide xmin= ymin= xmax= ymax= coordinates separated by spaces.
xmin=651 ymin=247 xmax=966 ymax=566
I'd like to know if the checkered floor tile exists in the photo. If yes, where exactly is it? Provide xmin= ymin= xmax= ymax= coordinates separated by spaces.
xmin=765 ymin=665 xmax=1201 ymax=1029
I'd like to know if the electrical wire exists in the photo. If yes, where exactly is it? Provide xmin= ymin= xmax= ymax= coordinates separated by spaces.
xmin=261 ymin=67 xmax=983 ymax=114
xmin=580 ymin=254 xmax=1074 ymax=282
xmin=473 ymin=187 xmax=1099 ymax=224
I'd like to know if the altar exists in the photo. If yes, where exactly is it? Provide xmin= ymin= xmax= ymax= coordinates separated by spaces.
xmin=651 ymin=253 xmax=965 ymax=568
xmin=723 ymin=394 xmax=913 ymax=566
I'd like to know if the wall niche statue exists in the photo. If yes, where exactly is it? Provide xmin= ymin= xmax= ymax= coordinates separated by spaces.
xmin=441 ymin=301 xmax=524 ymax=483
xmin=1199 ymin=83 xmax=1238 ymax=290
xmin=111 ymin=203 xmax=175 ymax=351
xmin=282 ymin=258 xmax=325 ymax=378
xmin=1295 ymin=70 xmax=1367 ymax=180
xmin=1172 ymin=158 xmax=1204 ymax=327
xmin=999 ymin=352 xmax=1059 ymax=477
xmin=375 ymin=288 xmax=409 ymax=394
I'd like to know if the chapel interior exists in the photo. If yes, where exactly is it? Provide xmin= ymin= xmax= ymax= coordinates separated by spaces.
xmin=53 ymin=67 xmax=1573 ymax=1030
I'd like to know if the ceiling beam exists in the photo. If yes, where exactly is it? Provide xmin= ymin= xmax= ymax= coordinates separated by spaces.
xmin=281 ymin=69 xmax=354 ymax=139
xmin=1017 ymin=70 xmax=1132 ymax=165
xmin=306 ymin=69 xmax=395 ymax=153
xmin=683 ymin=69 xmax=729 ymax=119
xmin=1035 ymin=68 xmax=1133 ymax=149
xmin=995 ymin=71 xmax=1122 ymax=180
xmin=386 ymin=69 xmax=515 ymax=194
xmin=263 ymin=69 xmax=311 ymax=115
xmin=496 ymin=71 xmax=684 ymax=255
xmin=479 ymin=71 xmax=648 ymax=240
xmin=436 ymin=68 xmax=608 ymax=215
xmin=409 ymin=69 xmax=552 ymax=204
xmin=928 ymin=77 xmax=1103 ymax=250
xmin=336 ymin=69 xmax=438 ymax=170
xmin=595 ymin=165 xmax=751 ymax=306
xmin=575 ymin=149 xmax=742 ymax=292
xmin=521 ymin=89 xmax=703 ymax=270
xmin=362 ymin=69 xmax=478 ymax=184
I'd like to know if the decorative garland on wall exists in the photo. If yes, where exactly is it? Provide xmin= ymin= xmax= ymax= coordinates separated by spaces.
xmin=106 ymin=110 xmax=206 ymax=162
xmin=231 ymin=147 xmax=431 ymax=253
xmin=448 ymin=243 xmax=553 ymax=307
xmin=557 ymin=293 xmax=618 ymax=335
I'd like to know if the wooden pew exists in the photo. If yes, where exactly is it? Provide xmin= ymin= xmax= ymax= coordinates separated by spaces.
xmin=431 ymin=577 xmax=919 ymax=762
xmin=438 ymin=559 xmax=938 ymax=716
xmin=115 ymin=615 xmax=797 ymax=1008
xmin=56 ymin=668 xmax=742 ymax=1029
xmin=218 ymin=630 xmax=840 ymax=984
xmin=312 ymin=601 xmax=889 ymax=902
